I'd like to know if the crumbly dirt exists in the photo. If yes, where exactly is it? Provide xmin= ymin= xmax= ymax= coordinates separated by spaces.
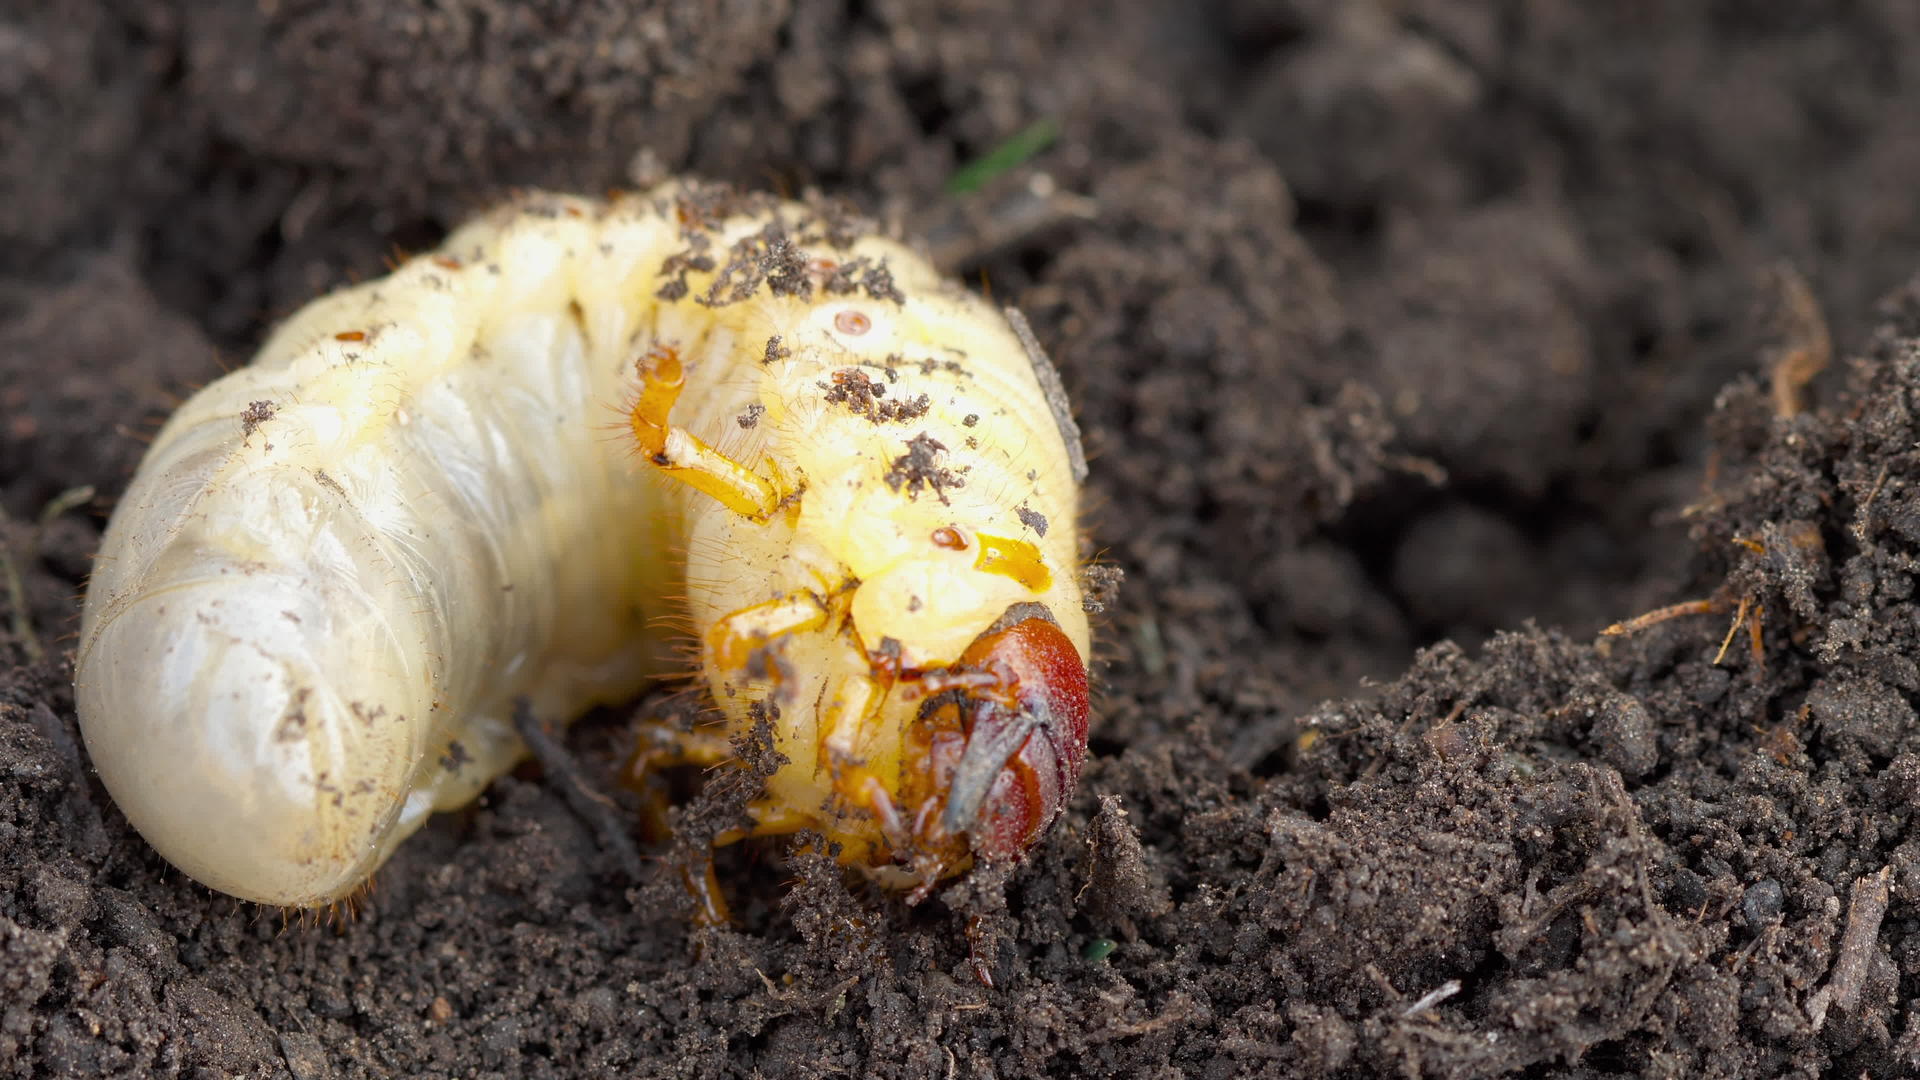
xmin=9 ymin=2 xmax=1920 ymax=1077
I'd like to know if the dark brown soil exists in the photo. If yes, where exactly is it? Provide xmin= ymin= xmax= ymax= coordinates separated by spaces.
xmin=9 ymin=2 xmax=1920 ymax=1076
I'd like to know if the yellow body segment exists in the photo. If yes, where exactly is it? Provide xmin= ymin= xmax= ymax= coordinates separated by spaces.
xmin=659 ymin=243 xmax=1089 ymax=871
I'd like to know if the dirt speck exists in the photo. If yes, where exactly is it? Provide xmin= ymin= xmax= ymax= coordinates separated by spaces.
xmin=883 ymin=432 xmax=964 ymax=504
xmin=241 ymin=399 xmax=276 ymax=437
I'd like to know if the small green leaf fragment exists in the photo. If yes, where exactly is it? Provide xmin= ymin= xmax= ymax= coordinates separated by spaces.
xmin=945 ymin=118 xmax=1060 ymax=195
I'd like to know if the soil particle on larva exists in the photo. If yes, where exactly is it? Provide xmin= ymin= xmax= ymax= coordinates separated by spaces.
xmin=701 ymin=224 xmax=813 ymax=306
xmin=820 ymin=368 xmax=931 ymax=424
xmin=820 ymin=256 xmax=905 ymax=303
xmin=239 ymin=400 xmax=276 ymax=437
xmin=883 ymin=432 xmax=965 ymax=504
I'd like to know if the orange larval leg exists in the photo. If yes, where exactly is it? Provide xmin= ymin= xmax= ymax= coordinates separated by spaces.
xmin=623 ymin=716 xmax=737 ymax=843
xmin=630 ymin=726 xmax=815 ymax=926
xmin=704 ymin=593 xmax=831 ymax=685
xmin=818 ymin=670 xmax=887 ymax=768
xmin=816 ymin=669 xmax=909 ymax=848
xmin=680 ymin=857 xmax=734 ymax=928
xmin=625 ymin=716 xmax=735 ymax=779
xmin=629 ymin=343 xmax=786 ymax=519
xmin=713 ymin=799 xmax=817 ymax=847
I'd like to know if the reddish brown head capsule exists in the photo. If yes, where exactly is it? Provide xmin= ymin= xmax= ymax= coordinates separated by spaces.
xmin=929 ymin=614 xmax=1089 ymax=861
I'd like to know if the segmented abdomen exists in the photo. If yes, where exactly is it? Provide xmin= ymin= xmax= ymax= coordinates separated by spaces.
xmin=77 ymin=198 xmax=684 ymax=905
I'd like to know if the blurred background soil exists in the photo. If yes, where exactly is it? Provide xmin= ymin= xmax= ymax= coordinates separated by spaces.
xmin=8 ymin=1 xmax=1920 ymax=1076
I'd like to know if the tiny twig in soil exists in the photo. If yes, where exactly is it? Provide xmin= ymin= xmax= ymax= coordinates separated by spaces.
xmin=1402 ymin=980 xmax=1461 ymax=1018
xmin=1603 ymin=536 xmax=1770 ymax=676
xmin=1853 ymin=463 xmax=1890 ymax=546
xmin=511 ymin=697 xmax=646 ymax=885
xmin=1764 ymin=260 xmax=1830 ymax=418
xmin=1805 ymin=865 xmax=1891 ymax=1032
xmin=1712 ymin=593 xmax=1751 ymax=665
xmin=38 ymin=485 xmax=96 ymax=526
xmin=1602 ymin=598 xmax=1718 ymax=637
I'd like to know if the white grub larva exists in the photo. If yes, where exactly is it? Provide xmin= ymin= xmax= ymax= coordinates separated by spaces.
xmin=76 ymin=182 xmax=1093 ymax=907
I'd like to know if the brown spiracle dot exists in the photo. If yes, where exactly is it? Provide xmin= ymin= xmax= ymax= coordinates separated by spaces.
xmin=834 ymin=309 xmax=872 ymax=336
